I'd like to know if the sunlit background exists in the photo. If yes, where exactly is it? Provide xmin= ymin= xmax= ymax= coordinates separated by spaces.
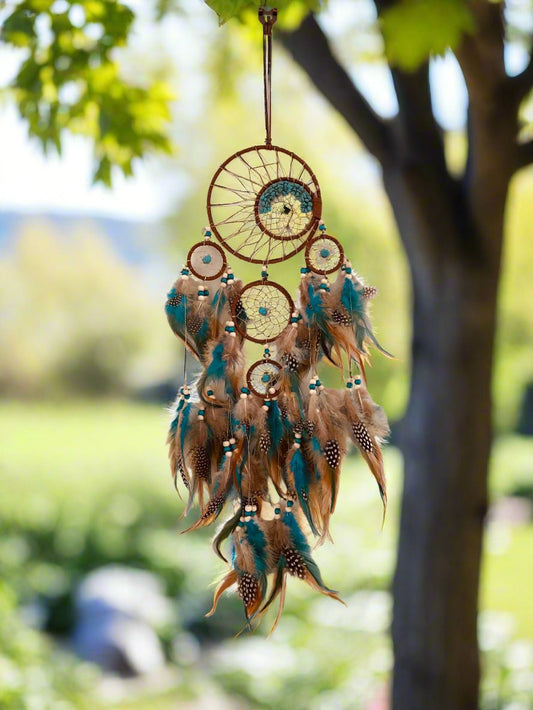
xmin=1 ymin=1 xmax=533 ymax=708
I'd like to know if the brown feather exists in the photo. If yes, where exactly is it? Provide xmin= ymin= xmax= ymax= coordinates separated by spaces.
xmin=343 ymin=384 xmax=388 ymax=518
xmin=205 ymin=570 xmax=238 ymax=617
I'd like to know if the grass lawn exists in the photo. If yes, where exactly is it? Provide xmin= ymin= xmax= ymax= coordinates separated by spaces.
xmin=0 ymin=400 xmax=532 ymax=709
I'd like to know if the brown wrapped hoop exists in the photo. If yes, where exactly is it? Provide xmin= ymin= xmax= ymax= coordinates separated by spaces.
xmin=231 ymin=280 xmax=294 ymax=344
xmin=187 ymin=241 xmax=227 ymax=281
xmin=247 ymin=358 xmax=283 ymax=398
xmin=305 ymin=234 xmax=344 ymax=275
xmin=207 ymin=145 xmax=321 ymax=265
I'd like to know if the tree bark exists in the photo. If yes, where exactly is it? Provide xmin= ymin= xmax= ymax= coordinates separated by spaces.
xmin=282 ymin=8 xmax=519 ymax=709
xmin=387 ymin=162 xmax=505 ymax=709
xmin=391 ymin=259 xmax=499 ymax=710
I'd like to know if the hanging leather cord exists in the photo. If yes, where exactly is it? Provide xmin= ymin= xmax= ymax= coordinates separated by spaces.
xmin=259 ymin=7 xmax=277 ymax=148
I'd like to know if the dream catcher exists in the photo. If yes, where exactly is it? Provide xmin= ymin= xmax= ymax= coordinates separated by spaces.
xmin=165 ymin=8 xmax=391 ymax=631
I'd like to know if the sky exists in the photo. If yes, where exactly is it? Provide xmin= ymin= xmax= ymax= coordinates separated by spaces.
xmin=0 ymin=0 xmax=527 ymax=223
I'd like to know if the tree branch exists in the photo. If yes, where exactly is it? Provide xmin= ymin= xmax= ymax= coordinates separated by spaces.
xmin=389 ymin=64 xmax=448 ymax=172
xmin=454 ymin=0 xmax=516 ymax=264
xmin=279 ymin=15 xmax=392 ymax=165
xmin=372 ymin=2 xmax=446 ymax=171
xmin=454 ymin=0 xmax=507 ymax=106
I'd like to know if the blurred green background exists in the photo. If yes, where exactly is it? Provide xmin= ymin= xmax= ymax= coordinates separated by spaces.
xmin=1 ymin=1 xmax=533 ymax=709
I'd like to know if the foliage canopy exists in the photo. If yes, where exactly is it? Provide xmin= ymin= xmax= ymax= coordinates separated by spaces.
xmin=1 ymin=0 xmax=481 ymax=184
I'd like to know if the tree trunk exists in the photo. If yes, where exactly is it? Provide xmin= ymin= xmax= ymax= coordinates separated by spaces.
xmin=386 ymin=165 xmax=506 ymax=710
xmin=280 ymin=9 xmax=519 ymax=708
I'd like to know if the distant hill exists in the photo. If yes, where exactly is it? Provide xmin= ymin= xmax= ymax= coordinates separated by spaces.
xmin=0 ymin=210 xmax=160 ymax=267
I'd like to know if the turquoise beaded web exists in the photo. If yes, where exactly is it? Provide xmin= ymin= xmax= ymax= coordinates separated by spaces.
xmin=258 ymin=180 xmax=312 ymax=215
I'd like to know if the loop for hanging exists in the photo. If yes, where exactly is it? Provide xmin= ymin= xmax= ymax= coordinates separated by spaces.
xmin=258 ymin=7 xmax=277 ymax=147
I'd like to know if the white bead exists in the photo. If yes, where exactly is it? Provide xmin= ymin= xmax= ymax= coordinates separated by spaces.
xmin=293 ymin=443 xmax=300 ymax=449
xmin=244 ymin=516 xmax=251 ymax=522
xmin=269 ymin=387 xmax=276 ymax=394
xmin=262 ymin=404 xmax=269 ymax=411
xmin=230 ymin=438 xmax=236 ymax=445
xmin=230 ymin=332 xmax=236 ymax=338
xmin=240 ymin=393 xmax=248 ymax=399
xmin=245 ymin=505 xmax=252 ymax=512
xmin=292 ymin=322 xmax=298 ymax=328
xmin=225 ymin=451 xmax=232 ymax=458
xmin=223 ymin=440 xmax=229 ymax=447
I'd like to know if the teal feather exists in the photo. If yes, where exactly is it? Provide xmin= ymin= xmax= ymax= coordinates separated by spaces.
xmin=341 ymin=279 xmax=393 ymax=357
xmin=283 ymin=509 xmax=310 ymax=550
xmin=179 ymin=402 xmax=193 ymax=452
xmin=289 ymin=448 xmax=318 ymax=536
xmin=165 ymin=288 xmax=187 ymax=334
xmin=168 ymin=398 xmax=184 ymax=437
xmin=244 ymin=519 xmax=268 ymax=575
xmin=305 ymin=284 xmax=334 ymax=359
xmin=213 ymin=287 xmax=231 ymax=323
xmin=206 ymin=343 xmax=226 ymax=379
xmin=283 ymin=511 xmax=335 ymax=591
xmin=341 ymin=277 xmax=364 ymax=317
xmin=267 ymin=401 xmax=284 ymax=457
xmin=305 ymin=283 xmax=328 ymax=331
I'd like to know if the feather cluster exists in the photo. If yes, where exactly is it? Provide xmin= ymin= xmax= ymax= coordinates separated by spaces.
xmin=165 ymin=252 xmax=390 ymax=631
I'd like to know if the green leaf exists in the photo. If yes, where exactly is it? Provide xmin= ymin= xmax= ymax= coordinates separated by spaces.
xmin=1 ymin=0 xmax=174 ymax=186
xmin=380 ymin=0 xmax=475 ymax=71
